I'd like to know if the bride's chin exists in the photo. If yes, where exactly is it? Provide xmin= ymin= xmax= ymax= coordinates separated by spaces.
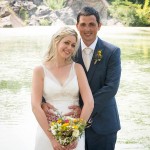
xmin=64 ymin=55 xmax=71 ymax=60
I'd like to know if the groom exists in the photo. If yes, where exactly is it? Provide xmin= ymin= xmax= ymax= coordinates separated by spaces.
xmin=42 ymin=6 xmax=121 ymax=150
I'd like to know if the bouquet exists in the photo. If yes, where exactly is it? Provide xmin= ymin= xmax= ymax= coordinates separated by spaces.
xmin=48 ymin=114 xmax=86 ymax=146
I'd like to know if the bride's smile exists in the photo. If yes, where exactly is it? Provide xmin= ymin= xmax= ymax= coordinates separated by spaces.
xmin=57 ymin=35 xmax=77 ymax=60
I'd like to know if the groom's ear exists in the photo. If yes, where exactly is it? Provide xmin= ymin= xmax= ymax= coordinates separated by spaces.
xmin=98 ymin=23 xmax=101 ymax=30
xmin=76 ymin=23 xmax=78 ymax=30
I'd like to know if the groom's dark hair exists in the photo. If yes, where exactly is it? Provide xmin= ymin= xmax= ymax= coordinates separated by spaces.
xmin=77 ymin=6 xmax=100 ymax=24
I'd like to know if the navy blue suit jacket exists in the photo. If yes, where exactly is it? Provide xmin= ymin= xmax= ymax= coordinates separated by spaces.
xmin=75 ymin=37 xmax=121 ymax=135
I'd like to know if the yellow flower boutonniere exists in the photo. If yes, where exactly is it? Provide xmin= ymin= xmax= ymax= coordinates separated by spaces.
xmin=94 ymin=50 xmax=102 ymax=64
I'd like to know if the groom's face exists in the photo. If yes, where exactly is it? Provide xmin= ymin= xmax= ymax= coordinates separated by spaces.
xmin=76 ymin=15 xmax=101 ymax=47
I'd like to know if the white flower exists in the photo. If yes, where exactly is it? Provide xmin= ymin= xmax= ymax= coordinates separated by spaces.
xmin=72 ymin=129 xmax=79 ymax=137
xmin=51 ymin=128 xmax=56 ymax=135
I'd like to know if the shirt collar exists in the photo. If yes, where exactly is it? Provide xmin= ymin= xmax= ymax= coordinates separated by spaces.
xmin=81 ymin=37 xmax=98 ymax=52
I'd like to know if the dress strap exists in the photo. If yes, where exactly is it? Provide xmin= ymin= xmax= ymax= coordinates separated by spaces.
xmin=72 ymin=62 xmax=75 ymax=69
xmin=41 ymin=64 xmax=47 ymax=76
xmin=69 ymin=62 xmax=76 ymax=78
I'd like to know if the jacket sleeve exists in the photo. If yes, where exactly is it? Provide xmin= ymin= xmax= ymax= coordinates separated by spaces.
xmin=91 ymin=47 xmax=121 ymax=117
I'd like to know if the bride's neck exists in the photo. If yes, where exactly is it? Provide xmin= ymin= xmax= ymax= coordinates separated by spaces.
xmin=51 ymin=58 xmax=69 ymax=68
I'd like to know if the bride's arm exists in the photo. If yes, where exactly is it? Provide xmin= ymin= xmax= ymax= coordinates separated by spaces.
xmin=75 ymin=63 xmax=94 ymax=122
xmin=31 ymin=66 xmax=64 ymax=150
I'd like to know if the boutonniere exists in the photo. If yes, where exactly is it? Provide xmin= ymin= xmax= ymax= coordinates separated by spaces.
xmin=94 ymin=50 xmax=102 ymax=64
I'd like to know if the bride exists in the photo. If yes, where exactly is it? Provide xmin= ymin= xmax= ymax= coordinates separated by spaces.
xmin=31 ymin=26 xmax=94 ymax=150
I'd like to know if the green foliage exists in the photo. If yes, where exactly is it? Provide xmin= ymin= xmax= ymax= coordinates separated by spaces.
xmin=39 ymin=18 xmax=52 ymax=26
xmin=0 ymin=80 xmax=22 ymax=92
xmin=19 ymin=7 xmax=29 ymax=21
xmin=44 ymin=0 xmax=65 ymax=10
xmin=136 ymin=8 xmax=150 ymax=26
xmin=144 ymin=0 xmax=150 ymax=8
xmin=109 ymin=0 xmax=150 ymax=26
xmin=108 ymin=0 xmax=145 ymax=5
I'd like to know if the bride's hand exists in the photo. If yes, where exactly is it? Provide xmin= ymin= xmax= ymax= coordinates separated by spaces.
xmin=51 ymin=138 xmax=66 ymax=150
xmin=65 ymin=140 xmax=78 ymax=150
xmin=64 ymin=105 xmax=81 ymax=118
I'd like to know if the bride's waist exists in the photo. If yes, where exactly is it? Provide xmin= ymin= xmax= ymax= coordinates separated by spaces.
xmin=46 ymin=99 xmax=79 ymax=114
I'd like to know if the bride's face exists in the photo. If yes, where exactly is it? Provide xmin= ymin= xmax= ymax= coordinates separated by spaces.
xmin=57 ymin=35 xmax=76 ymax=60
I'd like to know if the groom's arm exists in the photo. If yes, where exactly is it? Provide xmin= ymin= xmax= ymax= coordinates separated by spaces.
xmin=42 ymin=96 xmax=46 ymax=103
xmin=91 ymin=47 xmax=121 ymax=116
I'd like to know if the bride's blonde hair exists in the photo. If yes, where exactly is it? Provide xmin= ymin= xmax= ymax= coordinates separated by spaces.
xmin=43 ymin=26 xmax=79 ymax=63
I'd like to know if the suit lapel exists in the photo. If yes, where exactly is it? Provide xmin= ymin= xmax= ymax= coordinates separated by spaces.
xmin=87 ymin=38 xmax=104 ymax=84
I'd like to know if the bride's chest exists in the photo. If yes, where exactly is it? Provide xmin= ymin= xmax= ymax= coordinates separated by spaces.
xmin=43 ymin=75 xmax=79 ymax=98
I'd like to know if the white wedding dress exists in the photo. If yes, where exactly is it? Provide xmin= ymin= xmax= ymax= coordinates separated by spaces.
xmin=34 ymin=63 xmax=85 ymax=150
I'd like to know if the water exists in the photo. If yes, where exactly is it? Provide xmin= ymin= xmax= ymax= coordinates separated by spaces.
xmin=0 ymin=26 xmax=150 ymax=150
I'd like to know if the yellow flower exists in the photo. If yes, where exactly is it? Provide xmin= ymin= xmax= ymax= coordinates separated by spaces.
xmin=79 ymin=118 xmax=83 ymax=122
xmin=57 ymin=119 xmax=62 ymax=123
xmin=72 ymin=125 xmax=78 ymax=129
xmin=51 ymin=122 xmax=55 ymax=126
xmin=62 ymin=123 xmax=69 ymax=127
xmin=97 ymin=50 xmax=102 ymax=57
xmin=73 ymin=119 xmax=78 ymax=123
xmin=94 ymin=49 xmax=102 ymax=64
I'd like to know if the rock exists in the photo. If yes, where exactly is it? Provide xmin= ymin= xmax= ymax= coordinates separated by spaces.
xmin=65 ymin=17 xmax=76 ymax=25
xmin=0 ymin=0 xmax=9 ymax=6
xmin=29 ymin=20 xmax=39 ymax=26
xmin=33 ymin=0 xmax=43 ymax=6
xmin=35 ymin=5 xmax=51 ymax=16
xmin=59 ymin=7 xmax=76 ymax=25
xmin=0 ymin=8 xmax=10 ymax=18
xmin=23 ymin=1 xmax=37 ymax=11
xmin=0 ymin=15 xmax=12 ymax=28
xmin=107 ymin=18 xmax=123 ymax=26
xmin=51 ymin=19 xmax=65 ymax=26
xmin=0 ymin=1 xmax=10 ymax=18
xmin=12 ymin=6 xmax=20 ymax=14
xmin=49 ymin=12 xmax=59 ymax=21
xmin=0 ymin=0 xmax=123 ymax=27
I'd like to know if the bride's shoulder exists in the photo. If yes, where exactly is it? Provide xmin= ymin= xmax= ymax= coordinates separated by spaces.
xmin=74 ymin=62 xmax=83 ymax=69
xmin=74 ymin=63 xmax=84 ymax=74
xmin=33 ymin=65 xmax=44 ymax=76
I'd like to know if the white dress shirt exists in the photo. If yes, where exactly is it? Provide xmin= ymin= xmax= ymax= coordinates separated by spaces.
xmin=81 ymin=37 xmax=98 ymax=71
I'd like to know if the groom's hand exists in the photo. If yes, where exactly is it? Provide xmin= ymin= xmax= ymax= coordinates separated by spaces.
xmin=41 ymin=102 xmax=57 ymax=121
xmin=64 ymin=105 xmax=81 ymax=118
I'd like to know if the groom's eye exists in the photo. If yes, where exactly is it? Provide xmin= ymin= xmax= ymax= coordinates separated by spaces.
xmin=71 ymin=44 xmax=75 ymax=48
xmin=89 ymin=23 xmax=96 ymax=27
xmin=80 ymin=23 xmax=86 ymax=27
xmin=64 ymin=41 xmax=69 ymax=45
